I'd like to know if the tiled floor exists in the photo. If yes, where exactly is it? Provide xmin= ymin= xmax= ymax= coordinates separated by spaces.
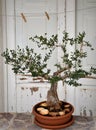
xmin=0 ymin=113 xmax=96 ymax=130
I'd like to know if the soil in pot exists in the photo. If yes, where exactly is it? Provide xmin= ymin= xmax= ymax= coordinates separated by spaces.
xmin=32 ymin=101 xmax=74 ymax=129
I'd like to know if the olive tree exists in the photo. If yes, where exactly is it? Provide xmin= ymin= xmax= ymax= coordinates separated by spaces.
xmin=1 ymin=31 xmax=96 ymax=112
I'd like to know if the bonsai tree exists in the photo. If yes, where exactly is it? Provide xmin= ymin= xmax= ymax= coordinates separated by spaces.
xmin=1 ymin=31 xmax=96 ymax=112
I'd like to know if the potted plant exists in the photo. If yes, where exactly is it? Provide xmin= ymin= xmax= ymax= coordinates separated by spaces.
xmin=1 ymin=31 xmax=96 ymax=129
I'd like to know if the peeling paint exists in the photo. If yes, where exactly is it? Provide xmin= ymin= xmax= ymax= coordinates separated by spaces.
xmin=20 ymin=78 xmax=27 ymax=80
xmin=80 ymin=111 xmax=82 ymax=116
xmin=11 ymin=106 xmax=13 ymax=111
xmin=90 ymin=94 xmax=92 ymax=98
xmin=30 ymin=87 xmax=39 ymax=95
xmin=89 ymin=110 xmax=93 ymax=116
xmin=83 ymin=109 xmax=87 ymax=116
xmin=21 ymin=87 xmax=24 ymax=90
xmin=39 ymin=93 xmax=42 ymax=98
xmin=83 ymin=89 xmax=87 ymax=93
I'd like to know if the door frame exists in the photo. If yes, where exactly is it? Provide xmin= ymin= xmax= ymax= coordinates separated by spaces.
xmin=2 ymin=0 xmax=16 ymax=112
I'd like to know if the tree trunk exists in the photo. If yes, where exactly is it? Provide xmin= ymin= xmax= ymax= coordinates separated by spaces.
xmin=47 ymin=83 xmax=62 ymax=112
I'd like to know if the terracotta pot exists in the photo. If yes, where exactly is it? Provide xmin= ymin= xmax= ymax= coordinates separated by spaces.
xmin=32 ymin=101 xmax=74 ymax=129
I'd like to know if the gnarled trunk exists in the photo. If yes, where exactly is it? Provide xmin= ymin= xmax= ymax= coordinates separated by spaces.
xmin=47 ymin=83 xmax=62 ymax=112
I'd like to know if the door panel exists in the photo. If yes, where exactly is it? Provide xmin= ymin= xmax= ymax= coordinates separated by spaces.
xmin=75 ymin=0 xmax=96 ymax=116
xmin=15 ymin=0 xmax=58 ymax=72
xmin=2 ymin=0 xmax=66 ymax=112
xmin=15 ymin=0 xmax=65 ymax=112
xmin=76 ymin=0 xmax=96 ymax=68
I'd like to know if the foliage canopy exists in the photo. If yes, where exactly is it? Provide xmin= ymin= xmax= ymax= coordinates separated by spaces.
xmin=1 ymin=31 xmax=96 ymax=86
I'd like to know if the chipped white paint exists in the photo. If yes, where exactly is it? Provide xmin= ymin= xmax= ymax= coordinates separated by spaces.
xmin=75 ymin=85 xmax=96 ymax=116
xmin=79 ymin=88 xmax=96 ymax=116
xmin=16 ymin=82 xmax=50 ymax=112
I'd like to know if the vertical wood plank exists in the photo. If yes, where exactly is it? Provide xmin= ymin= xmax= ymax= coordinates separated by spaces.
xmin=57 ymin=0 xmax=66 ymax=101
xmin=0 ymin=0 xmax=4 ymax=112
xmin=5 ymin=0 xmax=16 ymax=112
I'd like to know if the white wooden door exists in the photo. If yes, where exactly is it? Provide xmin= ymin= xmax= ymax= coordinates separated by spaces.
xmin=3 ymin=0 xmax=96 ymax=115
xmin=2 ymin=0 xmax=66 ymax=112
xmin=16 ymin=0 xmax=66 ymax=112
xmin=66 ymin=0 xmax=96 ymax=116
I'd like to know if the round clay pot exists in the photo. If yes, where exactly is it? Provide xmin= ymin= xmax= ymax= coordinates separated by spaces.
xmin=32 ymin=101 xmax=74 ymax=129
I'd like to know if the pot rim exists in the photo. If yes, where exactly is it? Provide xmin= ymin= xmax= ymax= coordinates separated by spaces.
xmin=32 ymin=101 xmax=74 ymax=119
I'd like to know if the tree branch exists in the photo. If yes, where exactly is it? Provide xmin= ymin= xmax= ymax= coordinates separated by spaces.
xmin=53 ymin=66 xmax=70 ymax=76
xmin=60 ymin=75 xmax=69 ymax=80
xmin=80 ymin=42 xmax=83 ymax=52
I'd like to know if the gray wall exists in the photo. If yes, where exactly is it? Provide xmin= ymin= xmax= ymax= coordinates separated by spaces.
xmin=0 ymin=0 xmax=4 ymax=112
